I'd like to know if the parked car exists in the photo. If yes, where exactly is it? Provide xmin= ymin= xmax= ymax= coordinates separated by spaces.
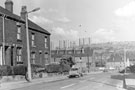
xmin=68 ymin=67 xmax=83 ymax=78
xmin=99 ymin=67 xmax=105 ymax=71
xmin=119 ymin=67 xmax=131 ymax=73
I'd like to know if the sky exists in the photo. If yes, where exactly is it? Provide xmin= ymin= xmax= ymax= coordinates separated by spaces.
xmin=1 ymin=0 xmax=135 ymax=47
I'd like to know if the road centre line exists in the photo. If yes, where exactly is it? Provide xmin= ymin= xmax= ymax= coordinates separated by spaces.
xmin=61 ymin=83 xmax=76 ymax=89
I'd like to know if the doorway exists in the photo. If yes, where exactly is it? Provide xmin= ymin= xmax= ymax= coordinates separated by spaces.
xmin=0 ymin=46 xmax=2 ymax=65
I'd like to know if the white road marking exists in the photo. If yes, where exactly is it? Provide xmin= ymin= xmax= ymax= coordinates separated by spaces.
xmin=61 ymin=83 xmax=75 ymax=89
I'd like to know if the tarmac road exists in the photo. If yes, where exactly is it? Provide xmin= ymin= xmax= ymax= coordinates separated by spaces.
xmin=13 ymin=72 xmax=125 ymax=90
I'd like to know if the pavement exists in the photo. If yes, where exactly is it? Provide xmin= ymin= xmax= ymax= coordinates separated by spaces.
xmin=112 ymin=73 xmax=135 ymax=90
xmin=125 ymin=78 xmax=135 ymax=90
xmin=125 ymin=73 xmax=135 ymax=90
xmin=0 ymin=71 xmax=103 ymax=90
xmin=0 ymin=74 xmax=68 ymax=90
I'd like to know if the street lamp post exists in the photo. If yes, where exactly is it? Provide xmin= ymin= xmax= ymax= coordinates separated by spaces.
xmin=87 ymin=48 xmax=90 ymax=73
xmin=123 ymin=48 xmax=127 ymax=89
xmin=80 ymin=59 xmax=82 ymax=74
xmin=26 ymin=7 xmax=40 ymax=82
xmin=124 ymin=49 xmax=127 ymax=74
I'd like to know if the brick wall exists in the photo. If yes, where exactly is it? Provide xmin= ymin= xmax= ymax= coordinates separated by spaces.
xmin=0 ymin=16 xmax=50 ymax=66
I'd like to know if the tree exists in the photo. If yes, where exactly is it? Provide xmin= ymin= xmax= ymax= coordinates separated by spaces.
xmin=129 ymin=65 xmax=135 ymax=73
xmin=60 ymin=55 xmax=75 ymax=67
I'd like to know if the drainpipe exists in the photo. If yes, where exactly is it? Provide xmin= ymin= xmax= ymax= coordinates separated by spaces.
xmin=2 ymin=14 xmax=6 ymax=65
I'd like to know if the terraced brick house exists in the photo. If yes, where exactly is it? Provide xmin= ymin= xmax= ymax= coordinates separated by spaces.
xmin=0 ymin=0 xmax=51 ymax=66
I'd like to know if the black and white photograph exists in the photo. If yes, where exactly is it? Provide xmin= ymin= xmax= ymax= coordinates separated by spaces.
xmin=0 ymin=0 xmax=135 ymax=90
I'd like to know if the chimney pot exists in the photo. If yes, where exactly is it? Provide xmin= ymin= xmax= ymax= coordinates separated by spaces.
xmin=21 ymin=6 xmax=27 ymax=13
xmin=20 ymin=6 xmax=27 ymax=20
xmin=5 ymin=0 xmax=13 ymax=13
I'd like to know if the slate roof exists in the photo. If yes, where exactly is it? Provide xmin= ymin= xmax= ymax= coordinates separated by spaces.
xmin=28 ymin=20 xmax=50 ymax=35
xmin=108 ymin=53 xmax=123 ymax=62
xmin=0 ymin=6 xmax=50 ymax=35
xmin=0 ymin=6 xmax=22 ymax=22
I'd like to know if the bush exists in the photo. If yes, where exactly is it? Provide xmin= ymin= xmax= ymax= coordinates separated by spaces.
xmin=129 ymin=65 xmax=135 ymax=73
xmin=60 ymin=55 xmax=75 ymax=67
xmin=0 ymin=64 xmax=46 ymax=77
xmin=0 ymin=65 xmax=27 ymax=76
xmin=119 ymin=65 xmax=135 ymax=73
xmin=13 ymin=65 xmax=27 ymax=75
xmin=45 ymin=64 xmax=60 ymax=73
xmin=0 ymin=65 xmax=12 ymax=76
xmin=31 ymin=64 xmax=45 ymax=73
xmin=60 ymin=64 xmax=70 ymax=72
xmin=45 ymin=63 xmax=71 ymax=73
xmin=0 ymin=64 xmax=45 ymax=82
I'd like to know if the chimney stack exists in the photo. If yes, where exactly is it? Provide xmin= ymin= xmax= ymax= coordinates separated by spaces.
xmin=20 ymin=6 xmax=27 ymax=20
xmin=5 ymin=0 xmax=13 ymax=13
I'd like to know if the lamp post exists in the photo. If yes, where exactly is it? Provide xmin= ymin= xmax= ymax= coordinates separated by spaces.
xmin=116 ymin=48 xmax=127 ymax=89
xmin=123 ymin=48 xmax=127 ymax=89
xmin=26 ymin=7 xmax=40 ymax=81
xmin=87 ymin=47 xmax=90 ymax=73
xmin=79 ymin=59 xmax=82 ymax=74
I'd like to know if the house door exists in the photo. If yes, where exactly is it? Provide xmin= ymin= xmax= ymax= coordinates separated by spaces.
xmin=5 ymin=46 xmax=11 ymax=65
xmin=0 ymin=46 xmax=2 ymax=65
xmin=39 ymin=52 xmax=42 ymax=65
xmin=11 ymin=47 xmax=13 ymax=66
xmin=44 ymin=53 xmax=48 ymax=64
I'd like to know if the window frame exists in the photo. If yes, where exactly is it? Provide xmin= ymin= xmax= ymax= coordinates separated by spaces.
xmin=16 ymin=47 xmax=23 ymax=64
xmin=17 ymin=24 xmax=21 ymax=41
xmin=31 ymin=52 xmax=36 ymax=64
xmin=44 ymin=52 xmax=48 ymax=64
xmin=44 ymin=36 xmax=48 ymax=48
xmin=31 ymin=33 xmax=36 ymax=47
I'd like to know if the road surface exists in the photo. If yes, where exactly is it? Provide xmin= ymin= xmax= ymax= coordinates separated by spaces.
xmin=13 ymin=72 xmax=124 ymax=90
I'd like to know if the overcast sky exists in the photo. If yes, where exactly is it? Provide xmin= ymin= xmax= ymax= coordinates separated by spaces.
xmin=1 ymin=0 xmax=135 ymax=46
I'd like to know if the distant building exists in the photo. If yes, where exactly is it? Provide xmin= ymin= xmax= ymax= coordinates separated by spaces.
xmin=0 ymin=0 xmax=51 ymax=66
xmin=51 ymin=47 xmax=93 ymax=69
xmin=126 ymin=51 xmax=135 ymax=65
xmin=106 ymin=53 xmax=124 ymax=70
xmin=92 ymin=49 xmax=110 ymax=67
